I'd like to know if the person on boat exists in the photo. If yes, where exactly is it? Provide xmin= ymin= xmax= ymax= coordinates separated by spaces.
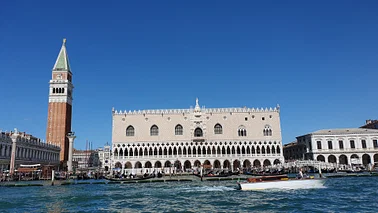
xmin=297 ymin=168 xmax=304 ymax=179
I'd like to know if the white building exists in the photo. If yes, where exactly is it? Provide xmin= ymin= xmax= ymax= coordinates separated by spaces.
xmin=98 ymin=143 xmax=112 ymax=171
xmin=286 ymin=128 xmax=378 ymax=166
xmin=0 ymin=129 xmax=60 ymax=171
xmin=72 ymin=149 xmax=100 ymax=170
xmin=111 ymin=99 xmax=284 ymax=175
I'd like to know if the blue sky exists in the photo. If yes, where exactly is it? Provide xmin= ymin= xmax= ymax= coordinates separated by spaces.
xmin=1 ymin=1 xmax=377 ymax=150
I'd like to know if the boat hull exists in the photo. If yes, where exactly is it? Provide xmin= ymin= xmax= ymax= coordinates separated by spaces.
xmin=238 ymin=179 xmax=325 ymax=190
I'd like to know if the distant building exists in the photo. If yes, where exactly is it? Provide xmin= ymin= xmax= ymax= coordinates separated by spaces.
xmin=98 ymin=143 xmax=112 ymax=172
xmin=72 ymin=149 xmax=100 ymax=170
xmin=284 ymin=128 xmax=378 ymax=167
xmin=360 ymin=120 xmax=378 ymax=129
xmin=112 ymin=99 xmax=284 ymax=175
xmin=283 ymin=141 xmax=306 ymax=161
xmin=0 ymin=129 xmax=60 ymax=171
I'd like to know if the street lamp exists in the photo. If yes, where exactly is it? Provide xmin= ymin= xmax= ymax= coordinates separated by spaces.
xmin=66 ymin=131 xmax=76 ymax=173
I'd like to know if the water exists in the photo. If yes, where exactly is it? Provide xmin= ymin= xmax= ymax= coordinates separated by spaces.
xmin=1 ymin=177 xmax=377 ymax=212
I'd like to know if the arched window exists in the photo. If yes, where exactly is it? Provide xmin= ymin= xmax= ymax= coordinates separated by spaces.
xmin=194 ymin=128 xmax=203 ymax=137
xmin=126 ymin=125 xmax=135 ymax=136
xmin=150 ymin=125 xmax=159 ymax=136
xmin=238 ymin=126 xmax=247 ymax=137
xmin=263 ymin=125 xmax=272 ymax=136
xmin=175 ymin=124 xmax=183 ymax=135
xmin=214 ymin=124 xmax=223 ymax=134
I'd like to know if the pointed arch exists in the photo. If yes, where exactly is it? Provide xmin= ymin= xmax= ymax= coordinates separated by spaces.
xmin=149 ymin=147 xmax=153 ymax=156
xmin=126 ymin=125 xmax=135 ymax=136
xmin=150 ymin=125 xmax=159 ymax=136
xmin=194 ymin=128 xmax=203 ymax=137
xmin=168 ymin=147 xmax=172 ymax=155
xmin=183 ymin=147 xmax=187 ymax=155
xmin=253 ymin=159 xmax=261 ymax=167
xmin=214 ymin=123 xmax=223 ymax=134
xmin=184 ymin=160 xmax=191 ymax=169
xmin=164 ymin=147 xmax=168 ymax=155
xmin=223 ymin=160 xmax=231 ymax=170
xmin=214 ymin=160 xmax=221 ymax=169
xmin=263 ymin=159 xmax=271 ymax=166
xmin=145 ymin=161 xmax=152 ymax=168
xmin=175 ymin=124 xmax=183 ymax=135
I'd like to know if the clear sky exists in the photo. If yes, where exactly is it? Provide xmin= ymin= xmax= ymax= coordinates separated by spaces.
xmin=1 ymin=1 xmax=377 ymax=150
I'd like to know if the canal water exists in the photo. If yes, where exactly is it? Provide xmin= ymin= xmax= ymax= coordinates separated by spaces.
xmin=0 ymin=176 xmax=377 ymax=212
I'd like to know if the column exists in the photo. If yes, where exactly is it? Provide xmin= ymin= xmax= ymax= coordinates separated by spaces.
xmin=66 ymin=132 xmax=76 ymax=172
xmin=10 ymin=129 xmax=19 ymax=176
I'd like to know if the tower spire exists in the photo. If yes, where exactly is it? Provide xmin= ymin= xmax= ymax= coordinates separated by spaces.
xmin=53 ymin=38 xmax=71 ymax=72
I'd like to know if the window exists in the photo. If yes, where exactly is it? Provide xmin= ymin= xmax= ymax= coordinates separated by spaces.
xmin=350 ymin=140 xmax=355 ymax=149
xmin=150 ymin=125 xmax=159 ymax=136
xmin=126 ymin=126 xmax=134 ymax=136
xmin=361 ymin=140 xmax=367 ymax=149
xmin=339 ymin=140 xmax=344 ymax=149
xmin=245 ymin=117 xmax=248 ymax=121
xmin=194 ymin=128 xmax=203 ymax=137
xmin=317 ymin=141 xmax=322 ymax=150
xmin=238 ymin=126 xmax=247 ymax=136
xmin=374 ymin=140 xmax=378 ymax=148
xmin=328 ymin=141 xmax=333 ymax=149
xmin=214 ymin=124 xmax=223 ymax=134
xmin=175 ymin=124 xmax=183 ymax=135
xmin=263 ymin=125 xmax=272 ymax=136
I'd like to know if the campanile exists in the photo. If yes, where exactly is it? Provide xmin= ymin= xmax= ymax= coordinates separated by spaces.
xmin=46 ymin=39 xmax=74 ymax=165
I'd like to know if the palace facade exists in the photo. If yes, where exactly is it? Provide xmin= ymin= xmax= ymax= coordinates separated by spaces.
xmin=0 ymin=129 xmax=60 ymax=171
xmin=111 ymin=99 xmax=284 ymax=174
xmin=283 ymin=128 xmax=378 ymax=166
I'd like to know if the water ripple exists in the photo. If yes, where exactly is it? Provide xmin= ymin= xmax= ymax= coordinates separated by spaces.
xmin=1 ymin=177 xmax=378 ymax=212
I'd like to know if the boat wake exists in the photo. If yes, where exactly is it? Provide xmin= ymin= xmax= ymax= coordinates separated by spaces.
xmin=181 ymin=185 xmax=236 ymax=193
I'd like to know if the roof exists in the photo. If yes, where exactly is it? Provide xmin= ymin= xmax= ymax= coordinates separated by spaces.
xmin=52 ymin=38 xmax=71 ymax=72
xmin=311 ymin=128 xmax=378 ymax=135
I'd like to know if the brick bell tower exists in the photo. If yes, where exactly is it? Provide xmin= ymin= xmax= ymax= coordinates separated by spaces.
xmin=46 ymin=38 xmax=74 ymax=167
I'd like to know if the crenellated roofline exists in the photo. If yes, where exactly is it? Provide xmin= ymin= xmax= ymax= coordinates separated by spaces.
xmin=112 ymin=106 xmax=280 ymax=116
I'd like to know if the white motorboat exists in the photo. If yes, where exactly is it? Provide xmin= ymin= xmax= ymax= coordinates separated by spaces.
xmin=237 ymin=176 xmax=325 ymax=190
